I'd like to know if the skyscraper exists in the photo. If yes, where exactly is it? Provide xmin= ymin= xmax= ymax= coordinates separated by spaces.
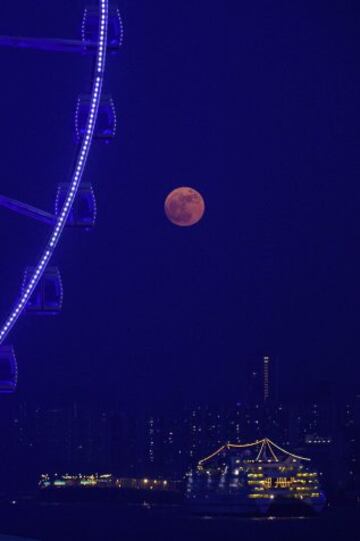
xmin=263 ymin=355 xmax=270 ymax=402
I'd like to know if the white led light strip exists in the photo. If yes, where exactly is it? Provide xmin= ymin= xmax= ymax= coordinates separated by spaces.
xmin=0 ymin=0 xmax=109 ymax=345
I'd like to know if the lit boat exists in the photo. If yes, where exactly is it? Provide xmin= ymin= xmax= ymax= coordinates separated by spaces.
xmin=186 ymin=438 xmax=326 ymax=516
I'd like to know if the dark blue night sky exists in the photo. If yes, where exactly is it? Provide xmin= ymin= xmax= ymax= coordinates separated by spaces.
xmin=0 ymin=0 xmax=360 ymax=407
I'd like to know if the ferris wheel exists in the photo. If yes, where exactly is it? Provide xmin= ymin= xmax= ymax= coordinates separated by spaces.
xmin=0 ymin=1 xmax=123 ymax=393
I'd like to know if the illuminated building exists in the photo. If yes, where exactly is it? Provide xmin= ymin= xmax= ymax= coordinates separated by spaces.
xmin=263 ymin=355 xmax=270 ymax=402
xmin=39 ymin=473 xmax=177 ymax=492
xmin=38 ymin=473 xmax=182 ymax=504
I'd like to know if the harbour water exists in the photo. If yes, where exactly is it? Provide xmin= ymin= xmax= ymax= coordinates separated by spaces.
xmin=0 ymin=537 xmax=37 ymax=541
xmin=0 ymin=502 xmax=357 ymax=541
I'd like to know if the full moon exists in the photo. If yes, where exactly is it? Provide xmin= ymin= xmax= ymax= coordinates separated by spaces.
xmin=164 ymin=187 xmax=205 ymax=227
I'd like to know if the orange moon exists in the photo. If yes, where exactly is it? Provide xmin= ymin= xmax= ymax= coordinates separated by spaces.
xmin=164 ymin=187 xmax=205 ymax=227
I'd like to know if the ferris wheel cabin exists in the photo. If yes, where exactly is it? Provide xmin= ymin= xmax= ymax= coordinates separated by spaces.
xmin=55 ymin=183 xmax=96 ymax=229
xmin=82 ymin=6 xmax=124 ymax=52
xmin=0 ymin=346 xmax=17 ymax=393
xmin=75 ymin=95 xmax=116 ymax=143
xmin=22 ymin=267 xmax=63 ymax=316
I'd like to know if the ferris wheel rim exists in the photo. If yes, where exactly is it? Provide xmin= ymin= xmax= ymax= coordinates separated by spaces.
xmin=0 ymin=0 xmax=110 ymax=346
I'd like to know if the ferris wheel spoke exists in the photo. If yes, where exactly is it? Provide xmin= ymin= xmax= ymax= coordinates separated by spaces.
xmin=0 ymin=193 xmax=55 ymax=225
xmin=0 ymin=5 xmax=123 ymax=56
xmin=0 ymin=183 xmax=97 ymax=229
xmin=0 ymin=36 xmax=119 ymax=55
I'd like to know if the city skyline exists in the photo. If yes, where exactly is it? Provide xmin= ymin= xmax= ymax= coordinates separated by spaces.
xmin=0 ymin=390 xmax=359 ymax=493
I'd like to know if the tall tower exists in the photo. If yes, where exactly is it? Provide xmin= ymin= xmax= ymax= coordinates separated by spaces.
xmin=263 ymin=355 xmax=270 ymax=402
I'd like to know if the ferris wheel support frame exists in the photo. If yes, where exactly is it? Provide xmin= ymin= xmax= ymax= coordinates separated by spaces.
xmin=0 ymin=0 xmax=109 ymax=346
xmin=0 ymin=35 xmax=117 ymax=54
xmin=0 ymin=193 xmax=55 ymax=225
